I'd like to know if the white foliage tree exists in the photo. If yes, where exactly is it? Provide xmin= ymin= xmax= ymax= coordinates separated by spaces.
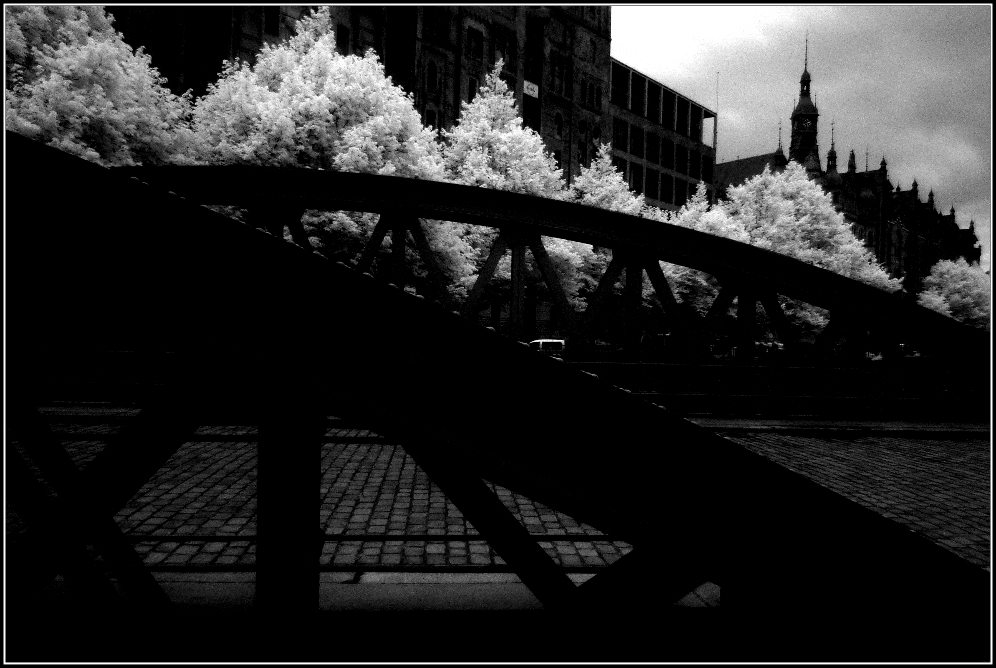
xmin=5 ymin=5 xmax=198 ymax=167
xmin=191 ymin=7 xmax=443 ymax=180
xmin=191 ymin=7 xmax=476 ymax=297
xmin=918 ymin=258 xmax=991 ymax=330
xmin=442 ymin=62 xmax=596 ymax=308
xmin=569 ymin=143 xmax=645 ymax=216
xmin=724 ymin=162 xmax=901 ymax=293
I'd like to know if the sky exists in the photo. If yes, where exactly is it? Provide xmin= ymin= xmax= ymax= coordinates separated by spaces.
xmin=611 ymin=5 xmax=992 ymax=269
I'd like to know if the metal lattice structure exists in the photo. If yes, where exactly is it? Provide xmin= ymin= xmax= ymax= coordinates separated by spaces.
xmin=5 ymin=131 xmax=989 ymax=662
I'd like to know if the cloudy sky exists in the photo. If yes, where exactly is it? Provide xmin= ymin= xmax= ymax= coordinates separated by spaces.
xmin=611 ymin=5 xmax=992 ymax=269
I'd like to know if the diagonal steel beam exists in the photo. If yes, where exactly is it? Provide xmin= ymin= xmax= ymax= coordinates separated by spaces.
xmin=398 ymin=436 xmax=579 ymax=610
xmin=643 ymin=258 xmax=682 ymax=317
xmin=581 ymin=252 xmax=626 ymax=340
xmin=410 ymin=219 xmax=452 ymax=304
xmin=355 ymin=213 xmax=394 ymax=274
xmin=8 ymin=399 xmax=194 ymax=606
xmin=5 ymin=450 xmax=121 ymax=608
xmin=461 ymin=231 xmax=509 ymax=318
xmin=527 ymin=235 xmax=577 ymax=340
xmin=759 ymin=291 xmax=797 ymax=349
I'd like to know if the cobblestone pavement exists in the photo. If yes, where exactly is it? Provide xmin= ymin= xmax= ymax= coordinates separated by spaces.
xmin=12 ymin=414 xmax=633 ymax=569
xmin=10 ymin=409 xmax=989 ymax=574
xmin=725 ymin=432 xmax=991 ymax=570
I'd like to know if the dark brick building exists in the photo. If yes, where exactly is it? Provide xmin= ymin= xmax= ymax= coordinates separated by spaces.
xmin=714 ymin=51 xmax=981 ymax=295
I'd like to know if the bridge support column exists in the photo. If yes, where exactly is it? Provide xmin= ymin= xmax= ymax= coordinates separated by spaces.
xmin=256 ymin=364 xmax=325 ymax=616
xmin=391 ymin=223 xmax=407 ymax=289
xmin=623 ymin=258 xmax=644 ymax=356
xmin=509 ymin=241 xmax=527 ymax=341
xmin=736 ymin=289 xmax=756 ymax=362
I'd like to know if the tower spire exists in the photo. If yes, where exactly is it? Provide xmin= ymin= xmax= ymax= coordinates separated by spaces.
xmin=865 ymin=147 xmax=869 ymax=171
xmin=830 ymin=120 xmax=835 ymax=146
xmin=804 ymin=30 xmax=809 ymax=71
xmin=778 ymin=119 xmax=783 ymax=152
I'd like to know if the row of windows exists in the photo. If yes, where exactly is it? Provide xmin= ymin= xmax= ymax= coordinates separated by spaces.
xmin=610 ymin=62 xmax=705 ymax=141
xmin=612 ymin=119 xmax=713 ymax=182
xmin=611 ymin=157 xmax=707 ymax=207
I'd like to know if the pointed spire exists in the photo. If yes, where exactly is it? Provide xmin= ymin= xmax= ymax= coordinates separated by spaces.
xmin=830 ymin=120 xmax=835 ymax=147
xmin=805 ymin=31 xmax=809 ymax=70
xmin=777 ymin=119 xmax=783 ymax=152
xmin=865 ymin=147 xmax=869 ymax=172
xmin=847 ymin=148 xmax=856 ymax=173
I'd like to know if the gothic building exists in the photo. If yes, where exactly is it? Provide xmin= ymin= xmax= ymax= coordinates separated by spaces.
xmin=714 ymin=45 xmax=982 ymax=296
xmin=108 ymin=6 xmax=716 ymax=212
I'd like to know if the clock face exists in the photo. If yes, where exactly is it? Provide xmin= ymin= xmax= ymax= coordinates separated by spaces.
xmin=801 ymin=119 xmax=813 ymax=130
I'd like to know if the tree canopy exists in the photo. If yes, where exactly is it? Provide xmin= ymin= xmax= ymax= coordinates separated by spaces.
xmin=5 ymin=5 xmax=197 ymax=167
xmin=191 ymin=7 xmax=443 ymax=180
xmin=918 ymin=258 xmax=991 ymax=330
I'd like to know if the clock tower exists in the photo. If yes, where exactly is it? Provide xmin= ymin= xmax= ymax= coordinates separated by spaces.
xmin=789 ymin=36 xmax=820 ymax=169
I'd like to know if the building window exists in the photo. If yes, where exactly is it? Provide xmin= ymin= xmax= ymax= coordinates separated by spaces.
xmin=467 ymin=76 xmax=479 ymax=102
xmin=595 ymin=85 xmax=602 ymax=109
xmin=689 ymin=151 xmax=701 ymax=180
xmin=552 ymin=56 xmax=566 ymax=96
xmin=631 ymin=73 xmax=645 ymax=115
xmin=690 ymin=104 xmax=703 ymax=142
xmin=702 ymin=157 xmax=713 ymax=184
xmin=662 ymin=91 xmax=675 ymax=131
xmin=590 ymin=38 xmax=597 ymax=62
xmin=630 ymin=125 xmax=644 ymax=159
xmin=646 ymin=132 xmax=660 ymax=164
xmin=358 ymin=13 xmax=379 ymax=56
xmin=493 ymin=29 xmax=515 ymax=70
xmin=425 ymin=108 xmax=437 ymax=128
xmin=660 ymin=174 xmax=674 ymax=203
xmin=613 ymin=117 xmax=628 ymax=153
xmin=675 ymin=144 xmax=688 ymax=175
xmin=647 ymin=81 xmax=661 ymax=123
xmin=612 ymin=156 xmax=627 ymax=177
xmin=661 ymin=138 xmax=674 ymax=169
xmin=426 ymin=60 xmax=438 ymax=92
xmin=646 ymin=168 xmax=660 ymax=201
xmin=465 ymin=27 xmax=484 ymax=61
xmin=676 ymin=98 xmax=689 ymax=137
xmin=554 ymin=113 xmax=564 ymax=139
xmin=578 ymin=139 xmax=587 ymax=167
xmin=631 ymin=163 xmax=644 ymax=195
xmin=336 ymin=24 xmax=351 ymax=54
xmin=674 ymin=180 xmax=687 ymax=207
xmin=611 ymin=62 xmax=628 ymax=107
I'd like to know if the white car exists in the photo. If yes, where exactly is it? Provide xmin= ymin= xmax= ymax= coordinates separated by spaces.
xmin=528 ymin=338 xmax=565 ymax=355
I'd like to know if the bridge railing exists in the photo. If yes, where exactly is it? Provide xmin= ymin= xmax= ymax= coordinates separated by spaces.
xmin=118 ymin=165 xmax=986 ymax=362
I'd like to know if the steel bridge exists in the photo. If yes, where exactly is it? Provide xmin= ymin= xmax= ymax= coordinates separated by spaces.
xmin=5 ymin=131 xmax=990 ymax=662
